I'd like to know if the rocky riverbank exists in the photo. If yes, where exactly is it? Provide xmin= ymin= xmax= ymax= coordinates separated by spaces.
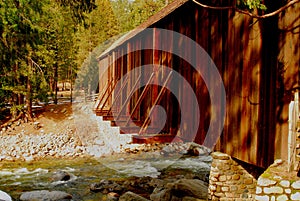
xmin=0 ymin=131 xmax=86 ymax=161
xmin=0 ymin=142 xmax=212 ymax=201
xmin=0 ymin=127 xmax=211 ymax=162
xmin=0 ymin=103 xmax=212 ymax=200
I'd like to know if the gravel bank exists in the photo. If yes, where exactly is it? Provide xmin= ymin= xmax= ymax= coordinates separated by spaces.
xmin=0 ymin=131 xmax=87 ymax=161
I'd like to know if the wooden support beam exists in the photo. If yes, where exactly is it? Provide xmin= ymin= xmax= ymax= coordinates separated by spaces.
xmin=139 ymin=71 xmax=173 ymax=134
xmin=125 ymin=72 xmax=155 ymax=126
xmin=106 ymin=76 xmax=129 ymax=115
xmin=99 ymin=79 xmax=119 ymax=112
xmin=94 ymin=79 xmax=114 ymax=111
xmin=116 ymin=74 xmax=142 ymax=120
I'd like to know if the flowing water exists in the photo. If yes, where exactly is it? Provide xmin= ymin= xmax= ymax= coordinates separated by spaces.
xmin=0 ymin=153 xmax=212 ymax=200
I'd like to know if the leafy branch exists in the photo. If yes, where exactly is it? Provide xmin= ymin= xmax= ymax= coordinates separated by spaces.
xmin=192 ymin=0 xmax=300 ymax=19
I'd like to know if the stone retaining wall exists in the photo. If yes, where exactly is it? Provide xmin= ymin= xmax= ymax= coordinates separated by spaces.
xmin=208 ymin=152 xmax=257 ymax=200
xmin=209 ymin=152 xmax=300 ymax=201
xmin=255 ymin=160 xmax=300 ymax=201
xmin=256 ymin=178 xmax=300 ymax=201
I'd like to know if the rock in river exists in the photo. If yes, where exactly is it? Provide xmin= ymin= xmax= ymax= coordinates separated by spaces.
xmin=187 ymin=143 xmax=211 ymax=156
xmin=51 ymin=170 xmax=71 ymax=181
xmin=20 ymin=190 xmax=72 ymax=201
xmin=119 ymin=191 xmax=149 ymax=201
xmin=90 ymin=179 xmax=124 ymax=194
xmin=150 ymin=179 xmax=208 ymax=201
xmin=0 ymin=190 xmax=12 ymax=201
xmin=166 ymin=179 xmax=208 ymax=199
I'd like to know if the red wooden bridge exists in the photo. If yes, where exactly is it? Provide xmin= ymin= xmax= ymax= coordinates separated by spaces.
xmin=94 ymin=0 xmax=299 ymax=168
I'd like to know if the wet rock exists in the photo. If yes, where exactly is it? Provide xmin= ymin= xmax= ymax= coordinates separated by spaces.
xmin=33 ymin=122 xmax=40 ymax=130
xmin=148 ymin=178 xmax=165 ymax=188
xmin=123 ymin=176 xmax=155 ymax=193
xmin=166 ymin=179 xmax=208 ymax=199
xmin=90 ymin=179 xmax=124 ymax=194
xmin=150 ymin=187 xmax=172 ymax=201
xmin=119 ymin=191 xmax=149 ymax=201
xmin=107 ymin=192 xmax=120 ymax=201
xmin=182 ymin=196 xmax=206 ymax=201
xmin=20 ymin=190 xmax=72 ymax=201
xmin=52 ymin=170 xmax=71 ymax=181
xmin=0 ymin=190 xmax=12 ymax=201
xmin=187 ymin=143 xmax=211 ymax=156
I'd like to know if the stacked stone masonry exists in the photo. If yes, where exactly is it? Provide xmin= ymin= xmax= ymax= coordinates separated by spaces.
xmin=208 ymin=152 xmax=257 ymax=201
xmin=256 ymin=178 xmax=300 ymax=201
xmin=255 ymin=159 xmax=300 ymax=201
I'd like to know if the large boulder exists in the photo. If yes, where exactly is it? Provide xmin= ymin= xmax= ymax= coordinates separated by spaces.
xmin=150 ymin=188 xmax=172 ymax=201
xmin=106 ymin=192 xmax=120 ymax=201
xmin=150 ymin=179 xmax=208 ymax=201
xmin=187 ymin=143 xmax=211 ymax=156
xmin=20 ymin=190 xmax=72 ymax=201
xmin=51 ymin=170 xmax=71 ymax=182
xmin=90 ymin=179 xmax=124 ymax=194
xmin=119 ymin=191 xmax=149 ymax=201
xmin=0 ymin=190 xmax=12 ymax=201
xmin=166 ymin=179 xmax=208 ymax=199
xmin=182 ymin=196 xmax=206 ymax=201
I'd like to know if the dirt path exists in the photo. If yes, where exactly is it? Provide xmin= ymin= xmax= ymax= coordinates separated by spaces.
xmin=1 ymin=102 xmax=75 ymax=136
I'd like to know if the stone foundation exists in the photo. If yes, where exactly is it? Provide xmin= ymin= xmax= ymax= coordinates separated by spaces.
xmin=209 ymin=152 xmax=300 ymax=201
xmin=209 ymin=152 xmax=257 ymax=200
xmin=255 ymin=160 xmax=300 ymax=201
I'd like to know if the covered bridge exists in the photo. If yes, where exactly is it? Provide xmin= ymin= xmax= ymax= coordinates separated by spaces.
xmin=94 ymin=0 xmax=300 ymax=168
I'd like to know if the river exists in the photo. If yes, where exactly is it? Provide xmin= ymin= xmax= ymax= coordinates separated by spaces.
xmin=0 ymin=152 xmax=212 ymax=200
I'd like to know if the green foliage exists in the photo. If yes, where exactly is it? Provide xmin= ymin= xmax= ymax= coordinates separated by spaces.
xmin=0 ymin=0 xmax=172 ymax=117
xmin=0 ymin=0 xmax=89 ymax=117
xmin=55 ymin=0 xmax=97 ymax=24
xmin=111 ymin=0 xmax=167 ymax=32
xmin=10 ymin=104 xmax=25 ymax=117
xmin=74 ymin=0 xmax=119 ymax=81
xmin=237 ymin=0 xmax=267 ymax=11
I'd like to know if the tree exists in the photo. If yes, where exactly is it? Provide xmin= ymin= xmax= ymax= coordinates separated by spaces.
xmin=191 ymin=0 xmax=299 ymax=19
xmin=0 ymin=0 xmax=91 ymax=122
xmin=0 ymin=0 xmax=45 ymax=120
xmin=74 ymin=0 xmax=119 ymax=92
xmin=38 ymin=1 xmax=78 ymax=104
xmin=111 ymin=0 xmax=168 ymax=32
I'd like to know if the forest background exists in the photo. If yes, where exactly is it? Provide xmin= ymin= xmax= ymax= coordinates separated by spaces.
xmin=0 ymin=0 xmax=174 ymax=122
xmin=0 ymin=0 xmax=293 ymax=123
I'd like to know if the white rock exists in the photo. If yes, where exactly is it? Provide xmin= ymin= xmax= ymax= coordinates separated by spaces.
xmin=20 ymin=190 xmax=72 ymax=201
xmin=256 ymin=186 xmax=262 ymax=194
xmin=291 ymin=180 xmax=300 ymax=189
xmin=0 ymin=190 xmax=12 ymax=201
xmin=24 ymin=156 xmax=34 ymax=162
xmin=255 ymin=195 xmax=270 ymax=201
xmin=285 ymin=188 xmax=291 ymax=194
xmin=263 ymin=186 xmax=283 ymax=194
xmin=257 ymin=177 xmax=277 ymax=187
xmin=291 ymin=192 xmax=300 ymax=200
xmin=279 ymin=180 xmax=290 ymax=188
xmin=276 ymin=194 xmax=288 ymax=201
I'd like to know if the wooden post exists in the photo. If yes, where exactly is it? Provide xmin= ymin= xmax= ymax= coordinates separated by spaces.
xmin=288 ymin=100 xmax=296 ymax=172
xmin=288 ymin=89 xmax=300 ymax=172
xmin=152 ymin=28 xmax=160 ymax=128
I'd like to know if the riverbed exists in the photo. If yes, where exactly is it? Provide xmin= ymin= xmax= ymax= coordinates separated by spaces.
xmin=0 ymin=152 xmax=212 ymax=200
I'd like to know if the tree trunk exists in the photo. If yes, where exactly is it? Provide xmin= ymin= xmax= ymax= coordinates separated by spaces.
xmin=18 ymin=94 xmax=24 ymax=105
xmin=25 ymin=58 xmax=33 ymax=121
xmin=54 ymin=64 xmax=58 ymax=104
xmin=70 ymin=66 xmax=73 ymax=103
xmin=26 ymin=76 xmax=33 ymax=120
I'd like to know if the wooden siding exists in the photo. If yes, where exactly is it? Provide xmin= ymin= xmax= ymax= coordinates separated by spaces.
xmin=96 ymin=0 xmax=299 ymax=167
